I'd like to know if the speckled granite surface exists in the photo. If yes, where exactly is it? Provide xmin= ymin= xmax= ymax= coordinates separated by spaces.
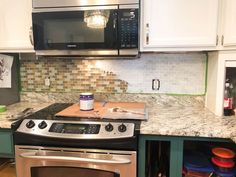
xmin=3 ymin=92 xmax=236 ymax=143
xmin=141 ymin=104 xmax=236 ymax=140
xmin=0 ymin=102 xmax=52 ymax=129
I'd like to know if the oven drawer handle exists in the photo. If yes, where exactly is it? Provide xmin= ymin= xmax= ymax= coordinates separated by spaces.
xmin=20 ymin=153 xmax=131 ymax=164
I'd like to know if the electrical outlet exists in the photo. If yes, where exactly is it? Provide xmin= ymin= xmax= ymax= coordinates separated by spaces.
xmin=45 ymin=77 xmax=50 ymax=87
xmin=152 ymin=79 xmax=160 ymax=90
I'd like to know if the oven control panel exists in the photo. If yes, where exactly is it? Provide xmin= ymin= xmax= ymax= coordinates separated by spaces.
xmin=17 ymin=119 xmax=135 ymax=139
xmin=49 ymin=123 xmax=101 ymax=134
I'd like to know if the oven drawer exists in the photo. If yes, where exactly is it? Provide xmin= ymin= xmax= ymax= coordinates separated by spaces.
xmin=15 ymin=145 xmax=136 ymax=177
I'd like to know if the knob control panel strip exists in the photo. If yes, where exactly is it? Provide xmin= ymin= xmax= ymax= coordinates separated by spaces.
xmin=16 ymin=119 xmax=135 ymax=139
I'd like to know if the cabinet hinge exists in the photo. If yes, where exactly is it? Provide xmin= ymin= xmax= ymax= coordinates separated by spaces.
xmin=216 ymin=35 xmax=219 ymax=46
xmin=146 ymin=23 xmax=149 ymax=45
xmin=221 ymin=35 xmax=224 ymax=46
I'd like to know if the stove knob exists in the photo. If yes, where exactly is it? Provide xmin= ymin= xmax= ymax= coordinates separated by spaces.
xmin=105 ymin=123 xmax=113 ymax=132
xmin=118 ymin=124 xmax=127 ymax=133
xmin=38 ymin=121 xmax=47 ymax=129
xmin=26 ymin=120 xmax=35 ymax=129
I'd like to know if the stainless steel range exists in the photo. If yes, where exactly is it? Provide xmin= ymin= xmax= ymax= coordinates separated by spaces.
xmin=12 ymin=103 xmax=141 ymax=177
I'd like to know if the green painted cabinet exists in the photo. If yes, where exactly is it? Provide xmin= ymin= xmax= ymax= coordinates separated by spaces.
xmin=0 ymin=129 xmax=14 ymax=158
xmin=138 ymin=135 xmax=234 ymax=177
xmin=139 ymin=135 xmax=183 ymax=177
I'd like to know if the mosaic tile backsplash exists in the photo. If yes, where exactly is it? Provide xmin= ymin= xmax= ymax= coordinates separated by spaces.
xmin=20 ymin=53 xmax=206 ymax=94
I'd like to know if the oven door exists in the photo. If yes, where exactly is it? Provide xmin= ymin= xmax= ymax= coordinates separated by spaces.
xmin=32 ymin=6 xmax=118 ymax=56
xmin=15 ymin=145 xmax=136 ymax=177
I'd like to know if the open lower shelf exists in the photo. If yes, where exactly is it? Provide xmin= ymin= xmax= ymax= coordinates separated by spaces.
xmin=139 ymin=135 xmax=236 ymax=177
xmin=226 ymin=67 xmax=236 ymax=113
xmin=183 ymin=140 xmax=236 ymax=177
xmin=206 ymin=52 xmax=236 ymax=116
xmin=145 ymin=141 xmax=170 ymax=177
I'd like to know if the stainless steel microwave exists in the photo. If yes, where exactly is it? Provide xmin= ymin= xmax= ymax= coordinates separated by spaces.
xmin=32 ymin=0 xmax=139 ymax=58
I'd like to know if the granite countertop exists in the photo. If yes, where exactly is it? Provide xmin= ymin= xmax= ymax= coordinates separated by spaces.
xmin=2 ymin=93 xmax=236 ymax=143
xmin=141 ymin=102 xmax=236 ymax=143
xmin=0 ymin=102 xmax=52 ymax=129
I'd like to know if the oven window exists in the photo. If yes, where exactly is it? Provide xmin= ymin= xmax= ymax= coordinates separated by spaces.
xmin=31 ymin=167 xmax=119 ymax=177
xmin=32 ymin=10 xmax=118 ymax=50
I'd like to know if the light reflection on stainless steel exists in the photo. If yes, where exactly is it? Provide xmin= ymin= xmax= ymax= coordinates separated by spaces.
xmin=15 ymin=145 xmax=137 ymax=177
xmin=33 ymin=0 xmax=139 ymax=8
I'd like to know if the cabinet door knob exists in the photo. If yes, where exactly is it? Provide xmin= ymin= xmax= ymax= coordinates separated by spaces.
xmin=29 ymin=26 xmax=34 ymax=46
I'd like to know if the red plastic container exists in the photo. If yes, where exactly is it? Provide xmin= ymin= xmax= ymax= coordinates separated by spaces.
xmin=212 ymin=148 xmax=235 ymax=159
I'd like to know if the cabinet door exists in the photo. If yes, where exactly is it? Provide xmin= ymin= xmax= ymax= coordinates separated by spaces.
xmin=0 ymin=0 xmax=33 ymax=52
xmin=222 ymin=0 xmax=236 ymax=47
xmin=0 ymin=130 xmax=14 ymax=157
xmin=141 ymin=0 xmax=219 ymax=50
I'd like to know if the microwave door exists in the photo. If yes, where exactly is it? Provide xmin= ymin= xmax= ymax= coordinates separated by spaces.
xmin=32 ymin=7 xmax=119 ymax=56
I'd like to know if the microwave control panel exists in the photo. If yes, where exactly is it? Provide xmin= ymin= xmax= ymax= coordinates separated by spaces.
xmin=119 ymin=9 xmax=138 ymax=49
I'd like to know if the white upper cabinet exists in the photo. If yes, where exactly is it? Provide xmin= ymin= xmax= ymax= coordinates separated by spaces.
xmin=0 ymin=0 xmax=33 ymax=52
xmin=220 ymin=0 xmax=236 ymax=47
xmin=140 ymin=0 xmax=219 ymax=51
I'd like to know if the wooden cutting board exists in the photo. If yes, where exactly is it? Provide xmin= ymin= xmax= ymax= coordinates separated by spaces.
xmin=56 ymin=102 xmax=147 ymax=120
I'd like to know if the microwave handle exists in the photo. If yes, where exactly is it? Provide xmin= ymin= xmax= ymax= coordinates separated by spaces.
xmin=113 ymin=11 xmax=118 ymax=29
xmin=29 ymin=26 xmax=34 ymax=46
xmin=113 ymin=18 xmax=117 ymax=29
xmin=20 ymin=152 xmax=131 ymax=164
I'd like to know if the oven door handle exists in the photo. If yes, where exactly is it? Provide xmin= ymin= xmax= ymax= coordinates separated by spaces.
xmin=20 ymin=152 xmax=131 ymax=164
